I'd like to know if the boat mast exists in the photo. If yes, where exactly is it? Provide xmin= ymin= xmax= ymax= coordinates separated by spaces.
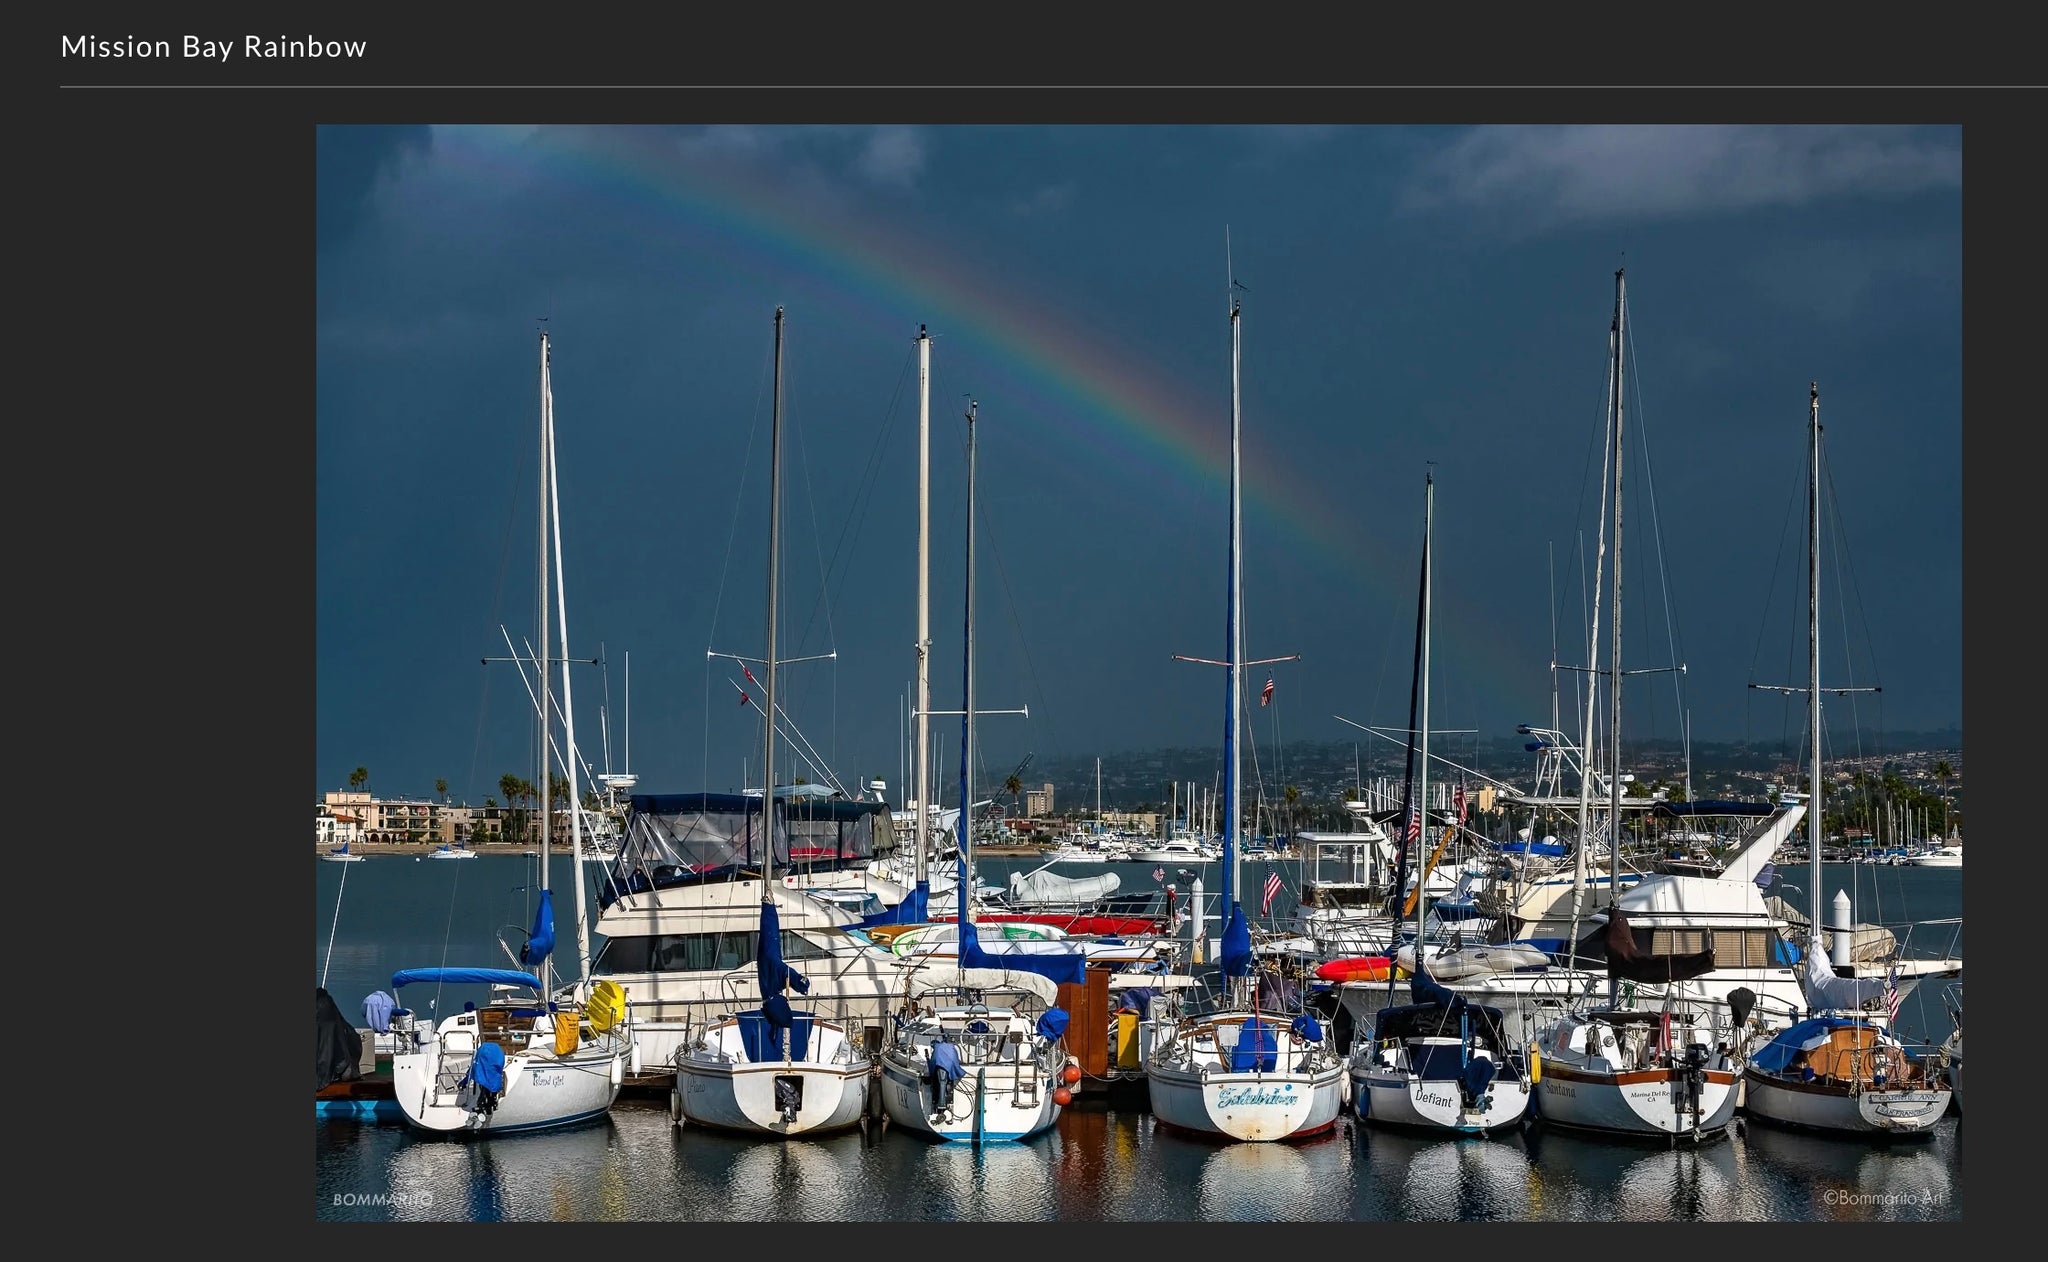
xmin=545 ymin=347 xmax=593 ymax=978
xmin=536 ymin=330 xmax=553 ymax=994
xmin=1606 ymin=267 xmax=1628 ymax=912
xmin=1224 ymin=283 xmax=1243 ymax=920
xmin=915 ymin=325 xmax=932 ymax=893
xmin=762 ymin=307 xmax=786 ymax=900
xmin=1807 ymin=381 xmax=1823 ymax=937
xmin=958 ymin=398 xmax=979 ymax=927
xmin=1414 ymin=470 xmax=1435 ymax=953
xmin=1564 ymin=270 xmax=1613 ymax=950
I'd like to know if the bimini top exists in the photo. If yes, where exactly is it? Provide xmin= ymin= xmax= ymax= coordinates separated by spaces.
xmin=599 ymin=793 xmax=892 ymax=910
xmin=390 ymin=967 xmax=543 ymax=990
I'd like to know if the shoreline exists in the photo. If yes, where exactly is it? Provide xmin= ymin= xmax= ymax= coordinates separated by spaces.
xmin=318 ymin=842 xmax=1053 ymax=859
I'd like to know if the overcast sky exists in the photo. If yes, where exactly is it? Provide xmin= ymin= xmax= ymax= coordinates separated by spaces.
xmin=316 ymin=124 xmax=1960 ymax=804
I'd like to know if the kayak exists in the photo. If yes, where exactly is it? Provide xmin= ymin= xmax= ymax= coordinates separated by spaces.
xmin=1315 ymin=955 xmax=1395 ymax=983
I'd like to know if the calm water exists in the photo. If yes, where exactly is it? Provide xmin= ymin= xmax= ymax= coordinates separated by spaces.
xmin=315 ymin=852 xmax=1962 ymax=1222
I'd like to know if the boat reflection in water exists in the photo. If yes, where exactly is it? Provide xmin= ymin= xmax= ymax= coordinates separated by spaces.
xmin=1737 ymin=1117 xmax=1958 ymax=1221
xmin=1360 ymin=1127 xmax=1536 ymax=1220
xmin=380 ymin=1116 xmax=626 ymax=1222
xmin=899 ymin=1127 xmax=1064 ymax=1220
xmin=712 ymin=1130 xmax=872 ymax=1222
xmin=1523 ymin=1124 xmax=1753 ymax=1221
xmin=1196 ymin=1132 xmax=1354 ymax=1220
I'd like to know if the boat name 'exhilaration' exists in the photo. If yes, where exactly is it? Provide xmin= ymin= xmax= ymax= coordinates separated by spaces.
xmin=61 ymin=35 xmax=368 ymax=59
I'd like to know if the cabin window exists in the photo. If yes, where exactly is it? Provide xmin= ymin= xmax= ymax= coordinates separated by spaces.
xmin=1650 ymin=929 xmax=1707 ymax=955
xmin=591 ymin=936 xmax=653 ymax=974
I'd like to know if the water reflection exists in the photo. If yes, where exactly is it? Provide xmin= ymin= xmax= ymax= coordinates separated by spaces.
xmin=1739 ymin=1120 xmax=1959 ymax=1221
xmin=1197 ymin=1131 xmax=1353 ymax=1220
xmin=1358 ymin=1128 xmax=1535 ymax=1220
xmin=1522 ymin=1125 xmax=1753 ymax=1221
xmin=377 ymin=1116 xmax=626 ymax=1221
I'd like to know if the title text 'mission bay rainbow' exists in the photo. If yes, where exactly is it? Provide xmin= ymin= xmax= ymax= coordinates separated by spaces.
xmin=62 ymin=35 xmax=367 ymax=60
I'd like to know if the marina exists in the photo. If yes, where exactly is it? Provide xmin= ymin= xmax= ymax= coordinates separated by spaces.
xmin=317 ymin=853 xmax=1960 ymax=1220
xmin=317 ymin=124 xmax=1961 ymax=1222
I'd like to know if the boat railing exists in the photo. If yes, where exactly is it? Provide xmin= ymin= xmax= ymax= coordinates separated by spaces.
xmin=1884 ymin=916 xmax=1964 ymax=964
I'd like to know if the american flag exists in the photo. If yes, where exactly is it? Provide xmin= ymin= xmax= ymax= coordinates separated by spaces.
xmin=1404 ymin=804 xmax=1422 ymax=845
xmin=1152 ymin=866 xmax=1166 ymax=883
xmin=1261 ymin=870 xmax=1285 ymax=915
xmin=1453 ymin=783 xmax=1467 ymax=825
xmin=1260 ymin=677 xmax=1275 ymax=707
xmin=1885 ymin=963 xmax=1901 ymax=1022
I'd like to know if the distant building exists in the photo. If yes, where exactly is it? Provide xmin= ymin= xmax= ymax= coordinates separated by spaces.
xmin=1024 ymin=782 xmax=1056 ymax=817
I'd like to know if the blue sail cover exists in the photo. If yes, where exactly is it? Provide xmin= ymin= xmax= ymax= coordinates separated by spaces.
xmin=391 ymin=967 xmax=543 ymax=990
xmin=519 ymin=889 xmax=555 ymax=967
xmin=1230 ymin=1016 xmax=1278 ymax=1072
xmin=957 ymin=920 xmax=1087 ymax=986
xmin=859 ymin=881 xmax=929 ymax=927
xmin=1291 ymin=1013 xmax=1323 ymax=1043
xmin=1220 ymin=903 xmax=1253 ymax=979
xmin=757 ymin=901 xmax=810 ymax=1029
xmin=1409 ymin=962 xmax=1466 ymax=1014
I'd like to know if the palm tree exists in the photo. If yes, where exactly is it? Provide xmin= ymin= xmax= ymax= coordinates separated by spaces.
xmin=1932 ymin=757 xmax=1954 ymax=818
xmin=1005 ymin=773 xmax=1024 ymax=817
xmin=1282 ymin=783 xmax=1300 ymax=838
xmin=435 ymin=777 xmax=449 ymax=803
xmin=348 ymin=765 xmax=368 ymax=794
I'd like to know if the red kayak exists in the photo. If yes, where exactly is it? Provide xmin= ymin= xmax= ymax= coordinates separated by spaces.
xmin=1315 ymin=955 xmax=1394 ymax=982
xmin=977 ymin=913 xmax=1161 ymax=936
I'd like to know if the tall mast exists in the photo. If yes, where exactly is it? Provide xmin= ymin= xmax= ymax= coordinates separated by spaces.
xmin=536 ymin=330 xmax=553 ymax=990
xmin=915 ymin=326 xmax=932 ymax=891
xmin=544 ymin=353 xmax=592 ymax=977
xmin=1606 ymin=267 xmax=1628 ymax=909
xmin=1414 ymin=471 xmax=1435 ymax=949
xmin=958 ymin=399 xmax=979 ymax=926
xmin=1567 ymin=276 xmax=1619 ymax=954
xmin=1807 ymin=381 xmax=1823 ymax=934
xmin=761 ymin=307 xmax=786 ymax=896
xmin=1224 ymin=283 xmax=1243 ymax=916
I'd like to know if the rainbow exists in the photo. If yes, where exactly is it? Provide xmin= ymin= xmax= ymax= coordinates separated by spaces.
xmin=409 ymin=125 xmax=1539 ymax=699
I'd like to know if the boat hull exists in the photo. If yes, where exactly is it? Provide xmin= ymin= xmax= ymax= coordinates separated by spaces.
xmin=1742 ymin=1074 xmax=1950 ymax=1136
xmin=1533 ymin=1063 xmax=1740 ymax=1139
xmin=1353 ymin=1068 xmax=1531 ymax=1136
xmin=674 ymin=1059 xmax=868 ymax=1136
xmin=391 ymin=1042 xmax=624 ymax=1135
xmin=1146 ymin=1062 xmax=1344 ymax=1142
xmin=878 ymin=1055 xmax=1060 ymax=1142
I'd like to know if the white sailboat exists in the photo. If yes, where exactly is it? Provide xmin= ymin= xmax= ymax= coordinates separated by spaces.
xmin=1738 ymin=382 xmax=1952 ymax=1138
xmin=321 ymin=842 xmax=366 ymax=863
xmin=879 ymin=396 xmax=1076 ymax=1144
xmin=670 ymin=309 xmax=873 ymax=1138
xmin=1528 ymin=270 xmax=1740 ymax=1143
xmin=1143 ymin=266 xmax=1345 ymax=1143
xmin=1350 ymin=470 xmax=1533 ymax=1137
xmin=390 ymin=328 xmax=630 ymax=1135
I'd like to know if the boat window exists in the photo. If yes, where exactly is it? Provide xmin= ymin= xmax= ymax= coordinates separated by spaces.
xmin=781 ymin=931 xmax=832 ymax=960
xmin=1649 ymin=929 xmax=1707 ymax=955
xmin=590 ymin=936 xmax=653 ymax=974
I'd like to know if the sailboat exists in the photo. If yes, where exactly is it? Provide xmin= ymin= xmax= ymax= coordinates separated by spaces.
xmin=671 ymin=309 xmax=874 ymax=1138
xmin=1350 ymin=470 xmax=1534 ymax=1136
xmin=1142 ymin=268 xmax=1346 ymax=1143
xmin=1528 ymin=270 xmax=1742 ymax=1143
xmin=1738 ymin=383 xmax=1952 ymax=1138
xmin=389 ymin=329 xmax=631 ymax=1135
xmin=321 ymin=841 xmax=366 ymax=863
xmin=878 ymin=396 xmax=1079 ymax=1144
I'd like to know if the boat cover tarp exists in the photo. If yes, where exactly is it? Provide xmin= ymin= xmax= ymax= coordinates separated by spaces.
xmin=604 ymin=794 xmax=790 ymax=908
xmin=1008 ymin=869 xmax=1120 ymax=907
xmin=1220 ymin=904 xmax=1253 ymax=979
xmin=520 ymin=889 xmax=555 ymax=967
xmin=391 ymin=967 xmax=543 ymax=990
xmin=736 ymin=1009 xmax=812 ymax=1061
xmin=1230 ymin=1016 xmax=1277 ymax=1072
xmin=316 ymin=987 xmax=363 ymax=1093
xmin=466 ymin=1041 xmax=506 ymax=1094
xmin=1748 ymin=1016 xmax=1873 ymax=1074
xmin=858 ymin=881 xmax=929 ymax=927
xmin=1290 ymin=1013 xmax=1323 ymax=1043
xmin=1799 ymin=930 xmax=1888 ymax=1012
xmin=362 ymin=990 xmax=396 ymax=1033
xmin=959 ymin=920 xmax=1086 ymax=987
xmin=1035 ymin=1007 xmax=1071 ymax=1043
xmin=908 ymin=966 xmax=1063 ymax=1006
xmin=1578 ymin=907 xmax=1718 ymax=983
xmin=930 ymin=1037 xmax=965 ymax=1082
xmin=756 ymin=901 xmax=810 ymax=1031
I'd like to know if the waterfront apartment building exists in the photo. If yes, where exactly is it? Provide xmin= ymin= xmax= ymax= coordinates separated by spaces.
xmin=1023 ymin=782 xmax=1055 ymax=817
xmin=317 ymin=790 xmax=513 ymax=847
